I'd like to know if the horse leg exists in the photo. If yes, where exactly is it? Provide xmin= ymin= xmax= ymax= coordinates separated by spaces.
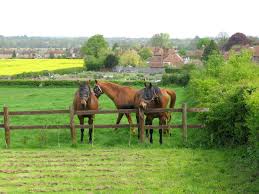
xmin=145 ymin=117 xmax=150 ymax=138
xmin=88 ymin=117 xmax=93 ymax=144
xmin=149 ymin=119 xmax=154 ymax=144
xmin=125 ymin=113 xmax=136 ymax=134
xmin=159 ymin=118 xmax=165 ymax=145
xmin=114 ymin=113 xmax=124 ymax=131
xmin=79 ymin=117 xmax=84 ymax=143
xmin=136 ymin=112 xmax=140 ymax=139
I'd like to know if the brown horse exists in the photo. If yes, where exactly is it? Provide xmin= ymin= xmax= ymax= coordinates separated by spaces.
xmin=73 ymin=81 xmax=98 ymax=143
xmin=93 ymin=80 xmax=138 ymax=133
xmin=134 ymin=82 xmax=176 ymax=144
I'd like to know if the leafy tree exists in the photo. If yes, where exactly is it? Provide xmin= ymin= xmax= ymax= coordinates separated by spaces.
xmin=112 ymin=43 xmax=119 ymax=51
xmin=85 ymin=55 xmax=106 ymax=71
xmin=81 ymin=34 xmax=108 ymax=58
xmin=104 ymin=54 xmax=119 ymax=69
xmin=81 ymin=34 xmax=109 ymax=71
xmin=150 ymin=33 xmax=172 ymax=48
xmin=223 ymin=32 xmax=250 ymax=51
xmin=202 ymin=40 xmax=219 ymax=62
xmin=196 ymin=38 xmax=211 ymax=49
xmin=12 ymin=50 xmax=16 ymax=58
xmin=119 ymin=50 xmax=143 ymax=67
xmin=138 ymin=47 xmax=152 ymax=60
xmin=178 ymin=48 xmax=187 ymax=56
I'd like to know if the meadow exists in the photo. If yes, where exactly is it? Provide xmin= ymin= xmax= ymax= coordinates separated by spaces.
xmin=0 ymin=86 xmax=258 ymax=193
xmin=0 ymin=59 xmax=83 ymax=75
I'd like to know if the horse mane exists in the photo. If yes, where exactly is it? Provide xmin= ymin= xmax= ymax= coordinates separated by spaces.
xmin=101 ymin=81 xmax=125 ymax=90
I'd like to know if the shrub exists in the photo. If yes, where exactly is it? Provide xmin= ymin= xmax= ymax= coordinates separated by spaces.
xmin=188 ymin=49 xmax=259 ymax=149
xmin=85 ymin=55 xmax=105 ymax=71
xmin=162 ymin=72 xmax=190 ymax=86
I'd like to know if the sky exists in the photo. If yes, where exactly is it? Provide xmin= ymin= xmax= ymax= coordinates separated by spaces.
xmin=0 ymin=0 xmax=258 ymax=38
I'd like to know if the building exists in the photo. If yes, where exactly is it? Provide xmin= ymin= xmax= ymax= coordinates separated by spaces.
xmin=149 ymin=48 xmax=184 ymax=68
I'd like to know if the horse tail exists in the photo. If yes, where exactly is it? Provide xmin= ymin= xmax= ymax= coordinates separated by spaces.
xmin=166 ymin=89 xmax=176 ymax=123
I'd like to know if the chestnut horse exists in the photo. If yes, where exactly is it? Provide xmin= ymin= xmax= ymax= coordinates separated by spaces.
xmin=73 ymin=81 xmax=98 ymax=143
xmin=93 ymin=80 xmax=138 ymax=133
xmin=134 ymin=83 xmax=176 ymax=144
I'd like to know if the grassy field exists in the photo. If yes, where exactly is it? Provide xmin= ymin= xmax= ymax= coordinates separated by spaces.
xmin=0 ymin=59 xmax=83 ymax=75
xmin=0 ymin=86 xmax=258 ymax=193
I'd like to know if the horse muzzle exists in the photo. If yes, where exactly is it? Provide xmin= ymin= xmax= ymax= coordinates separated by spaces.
xmin=80 ymin=99 xmax=87 ymax=109
xmin=139 ymin=101 xmax=148 ymax=110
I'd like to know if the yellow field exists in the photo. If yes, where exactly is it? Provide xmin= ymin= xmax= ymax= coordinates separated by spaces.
xmin=0 ymin=59 xmax=84 ymax=75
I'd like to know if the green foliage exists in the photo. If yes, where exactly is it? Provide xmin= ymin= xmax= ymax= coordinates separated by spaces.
xmin=81 ymin=34 xmax=108 ymax=58
xmin=81 ymin=35 xmax=109 ymax=71
xmin=196 ymin=38 xmax=211 ymax=49
xmin=188 ymin=50 xmax=259 ymax=152
xmin=150 ymin=33 xmax=172 ymax=48
xmin=178 ymin=48 xmax=187 ymax=56
xmin=162 ymin=72 xmax=190 ymax=86
xmin=84 ymin=55 xmax=105 ymax=71
xmin=119 ymin=50 xmax=143 ymax=67
xmin=163 ymin=65 xmax=195 ymax=86
xmin=138 ymin=47 xmax=152 ymax=60
xmin=104 ymin=54 xmax=119 ymax=69
xmin=201 ymin=40 xmax=219 ymax=62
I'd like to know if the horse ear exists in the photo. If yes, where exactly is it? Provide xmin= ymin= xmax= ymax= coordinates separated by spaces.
xmin=144 ymin=82 xmax=147 ymax=87
xmin=86 ymin=80 xmax=90 ymax=85
xmin=95 ymin=79 xmax=98 ymax=84
xmin=149 ymin=83 xmax=152 ymax=88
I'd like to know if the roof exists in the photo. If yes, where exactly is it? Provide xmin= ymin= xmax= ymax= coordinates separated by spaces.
xmin=149 ymin=56 xmax=163 ymax=68
xmin=163 ymin=53 xmax=183 ymax=64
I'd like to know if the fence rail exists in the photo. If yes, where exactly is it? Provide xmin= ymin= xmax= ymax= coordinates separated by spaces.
xmin=0 ymin=104 xmax=209 ymax=148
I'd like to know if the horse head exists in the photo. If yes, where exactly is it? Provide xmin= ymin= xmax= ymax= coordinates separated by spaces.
xmin=79 ymin=80 xmax=91 ymax=109
xmin=93 ymin=80 xmax=104 ymax=97
xmin=139 ymin=82 xmax=161 ymax=110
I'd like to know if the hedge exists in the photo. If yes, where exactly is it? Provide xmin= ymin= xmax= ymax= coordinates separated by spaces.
xmin=0 ymin=80 xmax=147 ymax=87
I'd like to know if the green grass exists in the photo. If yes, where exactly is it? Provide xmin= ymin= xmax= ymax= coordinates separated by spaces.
xmin=0 ymin=59 xmax=83 ymax=75
xmin=0 ymin=86 xmax=258 ymax=193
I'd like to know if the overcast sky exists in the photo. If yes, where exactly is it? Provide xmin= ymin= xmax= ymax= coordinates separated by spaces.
xmin=0 ymin=0 xmax=258 ymax=38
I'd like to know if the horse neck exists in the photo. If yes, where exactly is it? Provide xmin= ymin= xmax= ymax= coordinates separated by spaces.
xmin=99 ymin=82 xmax=120 ymax=102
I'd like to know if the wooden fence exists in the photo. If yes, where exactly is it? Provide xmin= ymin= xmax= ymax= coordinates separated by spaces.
xmin=0 ymin=103 xmax=209 ymax=148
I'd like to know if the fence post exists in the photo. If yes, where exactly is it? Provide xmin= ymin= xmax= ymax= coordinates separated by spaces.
xmin=182 ymin=103 xmax=187 ymax=142
xmin=3 ymin=106 xmax=10 ymax=148
xmin=69 ymin=106 xmax=76 ymax=145
xmin=138 ymin=108 xmax=145 ymax=143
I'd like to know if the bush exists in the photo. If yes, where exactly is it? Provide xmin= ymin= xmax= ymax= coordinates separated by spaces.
xmin=85 ymin=55 xmax=105 ymax=71
xmin=162 ymin=72 xmax=190 ymax=86
xmin=188 ymin=50 xmax=259 ymax=149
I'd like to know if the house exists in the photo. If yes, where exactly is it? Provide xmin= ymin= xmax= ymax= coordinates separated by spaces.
xmin=0 ymin=49 xmax=13 ymax=58
xmin=149 ymin=48 xmax=184 ymax=68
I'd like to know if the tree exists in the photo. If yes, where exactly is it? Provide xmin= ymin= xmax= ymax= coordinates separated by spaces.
xmin=112 ymin=43 xmax=119 ymax=51
xmin=81 ymin=34 xmax=108 ymax=58
xmin=81 ymin=34 xmax=109 ymax=71
xmin=12 ymin=50 xmax=16 ymax=58
xmin=138 ymin=47 xmax=152 ymax=60
xmin=119 ymin=50 xmax=143 ymax=67
xmin=196 ymin=38 xmax=211 ymax=49
xmin=178 ymin=48 xmax=187 ymax=56
xmin=104 ymin=54 xmax=119 ymax=69
xmin=216 ymin=32 xmax=229 ymax=49
xmin=223 ymin=32 xmax=250 ymax=51
xmin=150 ymin=33 xmax=172 ymax=48
xmin=202 ymin=40 xmax=219 ymax=62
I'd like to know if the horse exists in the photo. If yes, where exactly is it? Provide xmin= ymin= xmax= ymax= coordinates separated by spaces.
xmin=73 ymin=80 xmax=98 ymax=144
xmin=134 ymin=82 xmax=176 ymax=144
xmin=93 ymin=80 xmax=138 ymax=134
